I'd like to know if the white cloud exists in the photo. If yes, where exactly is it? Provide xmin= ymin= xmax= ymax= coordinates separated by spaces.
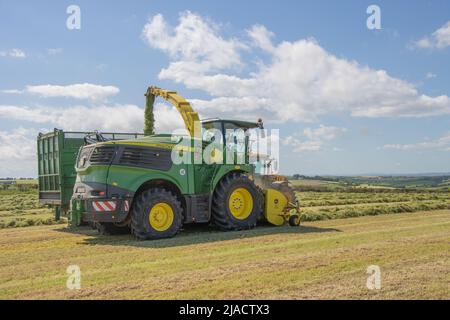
xmin=0 ymin=101 xmax=187 ymax=177
xmin=0 ymin=128 xmax=36 ymax=177
xmin=10 ymin=48 xmax=26 ymax=58
xmin=1 ymin=89 xmax=23 ymax=94
xmin=153 ymin=103 xmax=187 ymax=133
xmin=0 ymin=102 xmax=184 ymax=133
xmin=47 ymin=48 xmax=63 ymax=55
xmin=142 ymin=11 xmax=246 ymax=74
xmin=414 ymin=38 xmax=432 ymax=49
xmin=0 ymin=48 xmax=26 ymax=58
xmin=425 ymin=72 xmax=437 ymax=79
xmin=0 ymin=127 xmax=35 ymax=161
xmin=414 ymin=21 xmax=450 ymax=49
xmin=247 ymin=24 xmax=275 ymax=53
xmin=282 ymin=125 xmax=346 ymax=152
xmin=383 ymin=132 xmax=450 ymax=151
xmin=142 ymin=12 xmax=450 ymax=123
xmin=303 ymin=125 xmax=347 ymax=141
xmin=2 ymin=83 xmax=119 ymax=101
xmin=25 ymin=83 xmax=119 ymax=101
xmin=283 ymin=137 xmax=323 ymax=152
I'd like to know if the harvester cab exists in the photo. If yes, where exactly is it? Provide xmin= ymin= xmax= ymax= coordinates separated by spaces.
xmin=67 ymin=86 xmax=302 ymax=240
xmin=200 ymin=117 xmax=301 ymax=227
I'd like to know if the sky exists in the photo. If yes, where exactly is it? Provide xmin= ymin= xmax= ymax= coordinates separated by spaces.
xmin=0 ymin=0 xmax=449 ymax=177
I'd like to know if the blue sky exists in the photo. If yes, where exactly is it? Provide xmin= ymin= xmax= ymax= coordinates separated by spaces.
xmin=0 ymin=0 xmax=449 ymax=176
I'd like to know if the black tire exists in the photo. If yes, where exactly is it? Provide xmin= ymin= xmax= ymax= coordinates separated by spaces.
xmin=131 ymin=188 xmax=182 ymax=240
xmin=212 ymin=172 xmax=262 ymax=231
xmin=96 ymin=222 xmax=130 ymax=235
xmin=288 ymin=214 xmax=301 ymax=227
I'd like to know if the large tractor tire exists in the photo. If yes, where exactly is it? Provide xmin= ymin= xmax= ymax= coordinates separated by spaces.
xmin=212 ymin=172 xmax=262 ymax=231
xmin=131 ymin=188 xmax=183 ymax=240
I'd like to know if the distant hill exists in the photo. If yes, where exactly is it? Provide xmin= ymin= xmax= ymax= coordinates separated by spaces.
xmin=290 ymin=174 xmax=450 ymax=190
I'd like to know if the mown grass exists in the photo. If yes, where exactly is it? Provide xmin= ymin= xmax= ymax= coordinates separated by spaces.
xmin=301 ymin=201 xmax=450 ymax=221
xmin=298 ymin=191 xmax=450 ymax=206
xmin=0 ymin=191 xmax=64 ymax=229
xmin=296 ymin=191 xmax=450 ymax=221
xmin=0 ymin=210 xmax=448 ymax=299
xmin=1 ymin=189 xmax=449 ymax=229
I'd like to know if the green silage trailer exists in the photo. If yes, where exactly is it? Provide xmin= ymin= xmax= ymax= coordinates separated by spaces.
xmin=37 ymin=129 xmax=143 ymax=220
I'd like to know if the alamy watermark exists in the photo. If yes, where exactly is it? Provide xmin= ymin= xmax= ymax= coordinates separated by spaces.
xmin=168 ymin=121 xmax=280 ymax=175
xmin=66 ymin=265 xmax=81 ymax=290
xmin=366 ymin=265 xmax=381 ymax=290
xmin=367 ymin=5 xmax=381 ymax=30
xmin=66 ymin=5 xmax=81 ymax=30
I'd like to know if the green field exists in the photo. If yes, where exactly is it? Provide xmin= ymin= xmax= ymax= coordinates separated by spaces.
xmin=290 ymin=175 xmax=450 ymax=191
xmin=0 ymin=179 xmax=37 ymax=184
xmin=0 ymin=182 xmax=449 ymax=299
xmin=0 ymin=210 xmax=448 ymax=299
xmin=0 ymin=190 xmax=65 ymax=228
xmin=2 ymin=188 xmax=448 ymax=229
xmin=298 ymin=191 xmax=450 ymax=221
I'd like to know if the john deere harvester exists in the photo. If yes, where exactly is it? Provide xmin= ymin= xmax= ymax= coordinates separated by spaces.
xmin=40 ymin=86 xmax=301 ymax=240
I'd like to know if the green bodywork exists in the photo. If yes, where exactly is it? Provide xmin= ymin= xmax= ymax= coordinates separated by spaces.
xmin=78 ymin=135 xmax=251 ymax=192
xmin=37 ymin=130 xmax=88 ymax=216
xmin=69 ymin=120 xmax=258 ymax=226
xmin=37 ymin=129 xmax=144 ymax=218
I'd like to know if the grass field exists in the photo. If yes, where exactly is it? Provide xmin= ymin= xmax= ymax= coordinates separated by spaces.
xmin=0 ymin=183 xmax=448 ymax=299
xmin=0 ymin=179 xmax=37 ymax=184
xmin=0 ymin=190 xmax=65 ymax=229
xmin=298 ymin=191 xmax=450 ymax=221
xmin=0 ymin=210 xmax=448 ymax=299
xmin=1 ymin=189 xmax=448 ymax=229
xmin=290 ymin=175 xmax=450 ymax=191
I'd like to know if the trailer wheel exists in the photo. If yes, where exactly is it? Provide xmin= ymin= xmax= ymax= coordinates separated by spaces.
xmin=212 ymin=172 xmax=262 ymax=231
xmin=131 ymin=188 xmax=182 ymax=240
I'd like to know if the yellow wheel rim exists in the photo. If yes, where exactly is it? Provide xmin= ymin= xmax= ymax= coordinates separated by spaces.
xmin=149 ymin=202 xmax=174 ymax=231
xmin=228 ymin=187 xmax=253 ymax=220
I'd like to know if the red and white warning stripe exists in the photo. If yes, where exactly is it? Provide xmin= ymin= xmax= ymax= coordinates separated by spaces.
xmin=124 ymin=200 xmax=130 ymax=212
xmin=92 ymin=200 xmax=117 ymax=212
